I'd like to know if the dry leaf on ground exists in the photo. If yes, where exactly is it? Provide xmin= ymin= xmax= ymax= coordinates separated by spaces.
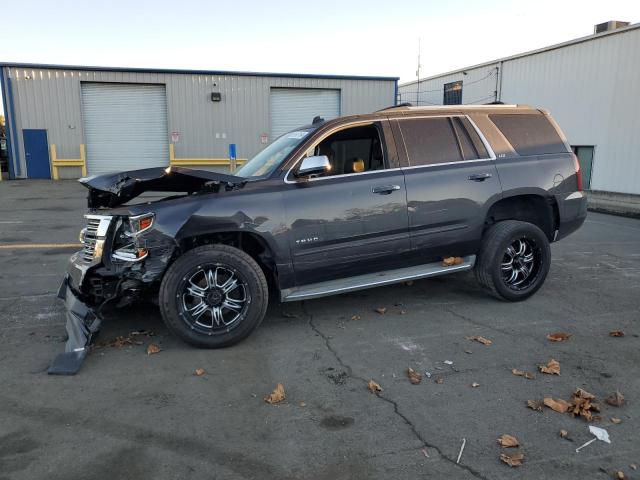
xmin=263 ymin=383 xmax=285 ymax=404
xmin=468 ymin=335 xmax=492 ymax=346
xmin=609 ymin=330 xmax=625 ymax=337
xmin=547 ymin=332 xmax=572 ymax=342
xmin=146 ymin=343 xmax=161 ymax=355
xmin=368 ymin=379 xmax=382 ymax=393
xmin=498 ymin=434 xmax=519 ymax=447
xmin=194 ymin=368 xmax=205 ymax=376
xmin=615 ymin=471 xmax=626 ymax=480
xmin=351 ymin=315 xmax=361 ymax=321
xmin=299 ymin=401 xmax=307 ymax=407
xmin=539 ymin=359 xmax=560 ymax=375
xmin=544 ymin=397 xmax=571 ymax=413
xmin=560 ymin=429 xmax=569 ymax=438
xmin=442 ymin=256 xmax=464 ymax=266
xmin=568 ymin=388 xmax=600 ymax=421
xmin=435 ymin=376 xmax=444 ymax=384
xmin=406 ymin=368 xmax=422 ymax=385
xmin=512 ymin=368 xmax=536 ymax=379
xmin=611 ymin=417 xmax=622 ymax=424
xmin=500 ymin=452 xmax=524 ymax=467
xmin=527 ymin=400 xmax=544 ymax=412
xmin=375 ymin=307 xmax=387 ymax=315
xmin=606 ymin=390 xmax=625 ymax=407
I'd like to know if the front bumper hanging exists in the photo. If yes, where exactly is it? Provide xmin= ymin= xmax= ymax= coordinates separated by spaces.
xmin=48 ymin=274 xmax=101 ymax=375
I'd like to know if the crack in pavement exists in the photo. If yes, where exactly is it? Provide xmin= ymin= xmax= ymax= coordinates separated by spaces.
xmin=301 ymin=301 xmax=490 ymax=480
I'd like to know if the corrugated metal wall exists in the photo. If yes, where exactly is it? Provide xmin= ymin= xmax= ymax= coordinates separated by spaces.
xmin=2 ymin=67 xmax=396 ymax=179
xmin=398 ymin=26 xmax=640 ymax=195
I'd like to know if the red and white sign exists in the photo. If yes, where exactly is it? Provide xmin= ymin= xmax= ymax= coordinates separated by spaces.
xmin=260 ymin=133 xmax=268 ymax=144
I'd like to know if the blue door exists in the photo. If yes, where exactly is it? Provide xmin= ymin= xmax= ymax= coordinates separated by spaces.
xmin=23 ymin=129 xmax=51 ymax=179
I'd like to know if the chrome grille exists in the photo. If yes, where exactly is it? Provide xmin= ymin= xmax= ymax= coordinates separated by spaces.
xmin=81 ymin=215 xmax=112 ymax=264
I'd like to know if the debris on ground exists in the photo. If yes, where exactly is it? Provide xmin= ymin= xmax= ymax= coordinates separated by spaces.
xmin=424 ymin=371 xmax=432 ymax=378
xmin=544 ymin=397 xmax=571 ymax=413
xmin=468 ymin=335 xmax=492 ymax=346
xmin=512 ymin=368 xmax=536 ymax=379
xmin=456 ymin=438 xmax=466 ymax=463
xmin=575 ymin=426 xmax=611 ymax=453
xmin=94 ymin=330 xmax=155 ymax=349
xmin=527 ymin=400 xmax=544 ymax=412
xmin=605 ymin=390 xmax=625 ymax=407
xmin=299 ymin=401 xmax=307 ymax=407
xmin=435 ymin=376 xmax=444 ymax=384
xmin=614 ymin=471 xmax=626 ymax=479
xmin=443 ymin=256 xmax=464 ymax=267
xmin=351 ymin=315 xmax=361 ymax=321
xmin=611 ymin=417 xmax=622 ymax=424
xmin=500 ymin=452 xmax=524 ymax=467
xmin=560 ymin=429 xmax=569 ymax=439
xmin=263 ymin=383 xmax=285 ymax=404
xmin=281 ymin=311 xmax=299 ymax=319
xmin=498 ymin=434 xmax=519 ymax=447
xmin=539 ymin=359 xmax=561 ymax=375
xmin=444 ymin=360 xmax=453 ymax=365
xmin=146 ymin=343 xmax=161 ymax=355
xmin=471 ymin=382 xmax=480 ymax=388
xmin=547 ymin=332 xmax=572 ymax=342
xmin=568 ymin=388 xmax=600 ymax=421
xmin=368 ymin=379 xmax=382 ymax=394
xmin=609 ymin=330 xmax=625 ymax=337
xmin=375 ymin=307 xmax=387 ymax=315
xmin=194 ymin=368 xmax=206 ymax=376
xmin=630 ymin=464 xmax=637 ymax=470
xmin=421 ymin=447 xmax=429 ymax=457
xmin=405 ymin=280 xmax=414 ymax=286
xmin=406 ymin=368 xmax=422 ymax=385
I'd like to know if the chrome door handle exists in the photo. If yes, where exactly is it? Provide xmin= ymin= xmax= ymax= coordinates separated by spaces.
xmin=468 ymin=173 xmax=492 ymax=181
xmin=372 ymin=184 xmax=401 ymax=194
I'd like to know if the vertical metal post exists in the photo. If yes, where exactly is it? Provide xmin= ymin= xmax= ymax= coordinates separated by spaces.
xmin=229 ymin=143 xmax=237 ymax=173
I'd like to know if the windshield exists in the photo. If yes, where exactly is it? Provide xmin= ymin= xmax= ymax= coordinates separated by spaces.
xmin=235 ymin=130 xmax=311 ymax=178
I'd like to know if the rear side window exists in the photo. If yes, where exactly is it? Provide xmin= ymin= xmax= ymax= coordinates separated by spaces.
xmin=398 ymin=118 xmax=462 ymax=166
xmin=452 ymin=117 xmax=489 ymax=160
xmin=489 ymin=113 xmax=568 ymax=156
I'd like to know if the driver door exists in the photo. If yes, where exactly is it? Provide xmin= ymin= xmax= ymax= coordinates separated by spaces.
xmin=283 ymin=120 xmax=410 ymax=286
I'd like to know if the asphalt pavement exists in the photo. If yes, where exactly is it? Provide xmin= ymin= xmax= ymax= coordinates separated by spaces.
xmin=0 ymin=179 xmax=639 ymax=480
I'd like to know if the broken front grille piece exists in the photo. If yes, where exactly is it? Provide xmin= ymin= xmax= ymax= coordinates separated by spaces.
xmin=81 ymin=215 xmax=112 ymax=264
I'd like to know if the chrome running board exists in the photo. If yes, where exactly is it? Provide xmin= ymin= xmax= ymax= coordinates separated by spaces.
xmin=281 ymin=255 xmax=476 ymax=302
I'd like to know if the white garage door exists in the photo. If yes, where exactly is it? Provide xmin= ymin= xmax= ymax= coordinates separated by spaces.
xmin=270 ymin=88 xmax=340 ymax=140
xmin=81 ymin=83 xmax=168 ymax=175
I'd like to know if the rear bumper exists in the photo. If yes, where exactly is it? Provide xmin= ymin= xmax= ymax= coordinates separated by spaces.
xmin=555 ymin=191 xmax=588 ymax=241
xmin=47 ymin=274 xmax=101 ymax=375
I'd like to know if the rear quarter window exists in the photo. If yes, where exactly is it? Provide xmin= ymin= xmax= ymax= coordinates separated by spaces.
xmin=489 ymin=113 xmax=568 ymax=156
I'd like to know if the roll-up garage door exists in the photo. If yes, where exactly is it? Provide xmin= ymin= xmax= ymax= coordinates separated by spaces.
xmin=81 ymin=83 xmax=168 ymax=175
xmin=270 ymin=88 xmax=340 ymax=140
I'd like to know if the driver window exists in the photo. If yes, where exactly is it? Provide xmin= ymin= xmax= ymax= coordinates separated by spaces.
xmin=313 ymin=124 xmax=385 ymax=176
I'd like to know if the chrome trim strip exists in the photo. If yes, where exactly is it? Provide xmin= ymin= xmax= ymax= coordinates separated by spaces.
xmin=281 ymin=255 xmax=476 ymax=302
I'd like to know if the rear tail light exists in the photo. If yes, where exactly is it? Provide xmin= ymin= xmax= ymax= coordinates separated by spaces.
xmin=572 ymin=153 xmax=583 ymax=192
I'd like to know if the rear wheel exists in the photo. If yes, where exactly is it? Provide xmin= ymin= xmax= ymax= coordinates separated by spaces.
xmin=159 ymin=244 xmax=268 ymax=348
xmin=475 ymin=220 xmax=551 ymax=301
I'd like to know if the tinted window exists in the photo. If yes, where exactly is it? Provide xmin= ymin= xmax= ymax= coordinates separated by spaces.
xmin=399 ymin=117 xmax=462 ymax=166
xmin=452 ymin=117 xmax=489 ymax=160
xmin=312 ymin=124 xmax=385 ymax=176
xmin=489 ymin=113 xmax=568 ymax=156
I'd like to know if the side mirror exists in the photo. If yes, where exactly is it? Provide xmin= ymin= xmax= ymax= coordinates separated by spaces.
xmin=296 ymin=155 xmax=331 ymax=178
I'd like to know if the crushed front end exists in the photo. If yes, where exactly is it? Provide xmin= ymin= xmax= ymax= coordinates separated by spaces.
xmin=49 ymin=212 xmax=177 ymax=374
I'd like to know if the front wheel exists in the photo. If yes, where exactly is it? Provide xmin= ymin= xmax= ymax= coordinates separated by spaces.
xmin=475 ymin=220 xmax=551 ymax=301
xmin=159 ymin=244 xmax=269 ymax=348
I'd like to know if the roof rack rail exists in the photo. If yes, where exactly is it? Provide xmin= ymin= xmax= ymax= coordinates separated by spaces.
xmin=376 ymin=102 xmax=412 ymax=112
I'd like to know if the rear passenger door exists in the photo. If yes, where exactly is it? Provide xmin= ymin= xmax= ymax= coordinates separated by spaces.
xmin=393 ymin=115 xmax=502 ymax=261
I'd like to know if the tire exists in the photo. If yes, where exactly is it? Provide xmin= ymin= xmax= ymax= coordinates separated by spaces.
xmin=475 ymin=220 xmax=551 ymax=302
xmin=159 ymin=244 xmax=269 ymax=348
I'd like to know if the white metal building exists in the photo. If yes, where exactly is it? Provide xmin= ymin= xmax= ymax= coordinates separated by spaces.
xmin=399 ymin=21 xmax=640 ymax=212
xmin=0 ymin=64 xmax=397 ymax=179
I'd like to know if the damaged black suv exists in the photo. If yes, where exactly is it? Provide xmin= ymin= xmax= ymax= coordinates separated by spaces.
xmin=51 ymin=105 xmax=587 ymax=374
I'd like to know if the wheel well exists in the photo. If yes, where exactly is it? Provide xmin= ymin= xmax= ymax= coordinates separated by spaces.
xmin=178 ymin=232 xmax=278 ymax=289
xmin=485 ymin=195 xmax=559 ymax=240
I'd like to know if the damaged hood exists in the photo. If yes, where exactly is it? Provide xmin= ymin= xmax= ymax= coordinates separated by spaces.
xmin=79 ymin=166 xmax=246 ymax=208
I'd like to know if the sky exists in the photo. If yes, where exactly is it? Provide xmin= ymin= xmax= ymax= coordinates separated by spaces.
xmin=1 ymin=0 xmax=639 ymax=115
